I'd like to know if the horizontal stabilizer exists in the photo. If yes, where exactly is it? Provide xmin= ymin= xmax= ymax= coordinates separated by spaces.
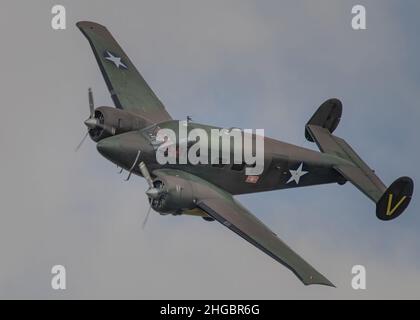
xmin=307 ymin=124 xmax=387 ymax=202
xmin=334 ymin=164 xmax=386 ymax=203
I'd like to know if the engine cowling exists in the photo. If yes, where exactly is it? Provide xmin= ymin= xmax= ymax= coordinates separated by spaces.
xmin=148 ymin=176 xmax=196 ymax=215
xmin=88 ymin=106 xmax=148 ymax=142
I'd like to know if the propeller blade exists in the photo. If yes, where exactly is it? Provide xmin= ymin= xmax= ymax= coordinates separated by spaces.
xmin=139 ymin=162 xmax=154 ymax=189
xmin=88 ymin=88 xmax=94 ymax=118
xmin=125 ymin=150 xmax=141 ymax=181
xmin=142 ymin=205 xmax=152 ymax=229
xmin=75 ymin=131 xmax=89 ymax=152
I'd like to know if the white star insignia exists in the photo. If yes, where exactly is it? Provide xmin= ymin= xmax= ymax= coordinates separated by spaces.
xmin=104 ymin=51 xmax=127 ymax=69
xmin=287 ymin=162 xmax=308 ymax=185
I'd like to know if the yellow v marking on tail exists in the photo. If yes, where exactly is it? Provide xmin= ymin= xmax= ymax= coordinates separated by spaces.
xmin=386 ymin=194 xmax=407 ymax=216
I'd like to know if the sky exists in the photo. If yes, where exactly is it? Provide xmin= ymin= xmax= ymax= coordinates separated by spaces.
xmin=0 ymin=0 xmax=419 ymax=299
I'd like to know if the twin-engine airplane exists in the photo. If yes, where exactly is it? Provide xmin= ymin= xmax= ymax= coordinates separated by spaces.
xmin=77 ymin=21 xmax=414 ymax=287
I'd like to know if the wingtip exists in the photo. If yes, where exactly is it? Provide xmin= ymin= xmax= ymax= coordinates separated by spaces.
xmin=76 ymin=21 xmax=107 ymax=31
xmin=306 ymin=281 xmax=336 ymax=288
xmin=321 ymin=281 xmax=336 ymax=288
xmin=303 ymin=275 xmax=336 ymax=288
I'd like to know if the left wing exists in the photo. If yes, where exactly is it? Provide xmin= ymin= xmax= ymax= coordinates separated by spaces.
xmin=153 ymin=169 xmax=334 ymax=287
xmin=77 ymin=21 xmax=172 ymax=124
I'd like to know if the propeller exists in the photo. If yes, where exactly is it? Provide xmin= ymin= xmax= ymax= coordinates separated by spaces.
xmin=138 ymin=161 xmax=168 ymax=229
xmin=139 ymin=162 xmax=154 ymax=188
xmin=83 ymin=88 xmax=100 ymax=129
xmin=75 ymin=88 xmax=117 ymax=152
xmin=125 ymin=150 xmax=141 ymax=181
xmin=75 ymin=132 xmax=89 ymax=152
xmin=85 ymin=88 xmax=116 ymax=134
xmin=88 ymin=88 xmax=94 ymax=116
xmin=142 ymin=205 xmax=152 ymax=229
xmin=75 ymin=88 xmax=97 ymax=152
xmin=138 ymin=161 xmax=161 ymax=229
xmin=139 ymin=162 xmax=162 ymax=200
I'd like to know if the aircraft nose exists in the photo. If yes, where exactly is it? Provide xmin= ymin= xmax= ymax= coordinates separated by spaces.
xmin=96 ymin=137 xmax=120 ymax=160
xmin=96 ymin=131 xmax=155 ymax=168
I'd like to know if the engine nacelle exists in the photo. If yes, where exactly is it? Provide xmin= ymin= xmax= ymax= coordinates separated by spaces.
xmin=88 ymin=106 xmax=148 ymax=142
xmin=149 ymin=176 xmax=196 ymax=215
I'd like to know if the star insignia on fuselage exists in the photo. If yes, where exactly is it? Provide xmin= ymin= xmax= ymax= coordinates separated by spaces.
xmin=104 ymin=50 xmax=127 ymax=69
xmin=287 ymin=162 xmax=308 ymax=185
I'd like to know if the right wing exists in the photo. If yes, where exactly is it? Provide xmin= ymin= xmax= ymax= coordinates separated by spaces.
xmin=197 ymin=197 xmax=335 ymax=287
xmin=152 ymin=169 xmax=334 ymax=286
xmin=77 ymin=21 xmax=172 ymax=124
